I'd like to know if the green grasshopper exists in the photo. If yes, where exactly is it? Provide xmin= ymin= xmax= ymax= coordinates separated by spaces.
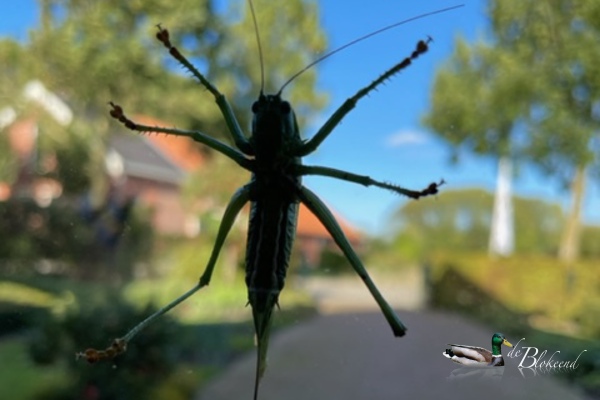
xmin=78 ymin=2 xmax=459 ymax=398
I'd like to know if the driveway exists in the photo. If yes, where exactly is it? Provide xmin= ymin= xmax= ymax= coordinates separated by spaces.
xmin=196 ymin=310 xmax=592 ymax=400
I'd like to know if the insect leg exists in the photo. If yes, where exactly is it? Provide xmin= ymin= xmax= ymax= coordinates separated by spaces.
xmin=197 ymin=184 xmax=251 ymax=286
xmin=297 ymin=164 xmax=444 ymax=199
xmin=296 ymin=186 xmax=407 ymax=337
xmin=155 ymin=25 xmax=253 ymax=155
xmin=108 ymin=103 xmax=252 ymax=170
xmin=296 ymin=38 xmax=431 ymax=157
xmin=77 ymin=185 xmax=251 ymax=362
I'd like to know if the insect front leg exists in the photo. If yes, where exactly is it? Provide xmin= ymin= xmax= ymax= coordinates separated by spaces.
xmin=295 ymin=38 xmax=431 ymax=157
xmin=108 ymin=24 xmax=257 ymax=163
xmin=77 ymin=185 xmax=251 ymax=362
xmin=109 ymin=103 xmax=250 ymax=168
xmin=296 ymin=186 xmax=407 ymax=337
xmin=155 ymin=25 xmax=253 ymax=155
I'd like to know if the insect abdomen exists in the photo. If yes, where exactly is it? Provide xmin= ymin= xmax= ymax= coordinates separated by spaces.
xmin=245 ymin=195 xmax=298 ymax=312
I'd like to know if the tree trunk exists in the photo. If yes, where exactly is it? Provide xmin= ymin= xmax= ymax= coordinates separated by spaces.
xmin=558 ymin=166 xmax=586 ymax=263
xmin=489 ymin=157 xmax=514 ymax=257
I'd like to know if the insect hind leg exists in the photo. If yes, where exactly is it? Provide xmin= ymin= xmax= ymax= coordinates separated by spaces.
xmin=77 ymin=185 xmax=251 ymax=362
xmin=297 ymin=186 xmax=407 ymax=337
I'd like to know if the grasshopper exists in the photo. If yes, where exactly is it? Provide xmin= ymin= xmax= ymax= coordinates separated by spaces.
xmin=78 ymin=2 xmax=460 ymax=398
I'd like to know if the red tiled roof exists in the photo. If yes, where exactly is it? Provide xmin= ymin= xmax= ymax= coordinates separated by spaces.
xmin=297 ymin=202 xmax=362 ymax=243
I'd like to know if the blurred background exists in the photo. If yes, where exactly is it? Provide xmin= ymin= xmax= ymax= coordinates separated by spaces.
xmin=0 ymin=0 xmax=598 ymax=399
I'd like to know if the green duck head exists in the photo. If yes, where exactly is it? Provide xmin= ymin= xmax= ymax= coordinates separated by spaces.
xmin=491 ymin=332 xmax=513 ymax=356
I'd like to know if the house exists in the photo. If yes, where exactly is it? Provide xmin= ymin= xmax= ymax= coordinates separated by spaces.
xmin=1 ymin=81 xmax=72 ymax=206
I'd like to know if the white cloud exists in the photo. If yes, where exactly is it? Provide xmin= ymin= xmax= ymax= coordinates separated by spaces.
xmin=384 ymin=129 xmax=428 ymax=147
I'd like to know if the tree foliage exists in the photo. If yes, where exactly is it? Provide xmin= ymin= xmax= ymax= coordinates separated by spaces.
xmin=390 ymin=188 xmax=565 ymax=257
xmin=0 ymin=0 xmax=328 ymax=278
xmin=423 ymin=39 xmax=533 ymax=159
xmin=488 ymin=0 xmax=600 ymax=178
xmin=0 ymin=196 xmax=153 ymax=281
xmin=423 ymin=0 xmax=600 ymax=262
xmin=1 ymin=0 xmax=327 ymax=196
xmin=425 ymin=0 xmax=600 ymax=175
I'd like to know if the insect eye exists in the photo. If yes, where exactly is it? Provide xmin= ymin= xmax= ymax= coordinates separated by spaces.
xmin=252 ymin=101 xmax=259 ymax=113
xmin=281 ymin=101 xmax=291 ymax=114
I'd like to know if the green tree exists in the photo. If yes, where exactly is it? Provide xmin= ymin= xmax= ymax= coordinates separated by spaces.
xmin=423 ymin=0 xmax=600 ymax=263
xmin=0 ymin=39 xmax=28 ymax=186
xmin=391 ymin=189 xmax=494 ymax=256
xmin=580 ymin=224 xmax=600 ymax=259
xmin=1 ymin=0 xmax=327 ymax=201
xmin=0 ymin=1 xmax=328 ymax=278
xmin=390 ymin=188 xmax=564 ymax=258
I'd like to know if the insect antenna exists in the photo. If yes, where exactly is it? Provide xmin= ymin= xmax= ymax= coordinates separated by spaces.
xmin=248 ymin=0 xmax=265 ymax=95
xmin=277 ymin=4 xmax=464 ymax=95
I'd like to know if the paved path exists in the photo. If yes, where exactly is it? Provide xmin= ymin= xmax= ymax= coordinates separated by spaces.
xmin=298 ymin=269 xmax=428 ymax=312
xmin=196 ymin=310 xmax=591 ymax=400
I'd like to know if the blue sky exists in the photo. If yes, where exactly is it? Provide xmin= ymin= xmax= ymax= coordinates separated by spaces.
xmin=307 ymin=0 xmax=600 ymax=233
xmin=2 ymin=0 xmax=598 ymax=234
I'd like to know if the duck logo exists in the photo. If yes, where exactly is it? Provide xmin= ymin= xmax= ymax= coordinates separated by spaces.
xmin=443 ymin=333 xmax=513 ymax=367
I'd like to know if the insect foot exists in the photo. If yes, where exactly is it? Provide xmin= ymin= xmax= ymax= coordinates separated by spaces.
xmin=76 ymin=338 xmax=127 ymax=364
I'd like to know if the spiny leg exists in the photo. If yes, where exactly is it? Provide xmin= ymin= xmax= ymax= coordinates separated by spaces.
xmin=155 ymin=25 xmax=253 ymax=155
xmin=297 ymin=186 xmax=407 ymax=337
xmin=296 ymin=164 xmax=444 ymax=199
xmin=108 ymin=102 xmax=252 ymax=170
xmin=77 ymin=185 xmax=251 ymax=362
xmin=296 ymin=38 xmax=432 ymax=157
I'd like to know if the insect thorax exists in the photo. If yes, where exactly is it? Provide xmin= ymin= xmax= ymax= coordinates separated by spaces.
xmin=250 ymin=93 xmax=301 ymax=166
